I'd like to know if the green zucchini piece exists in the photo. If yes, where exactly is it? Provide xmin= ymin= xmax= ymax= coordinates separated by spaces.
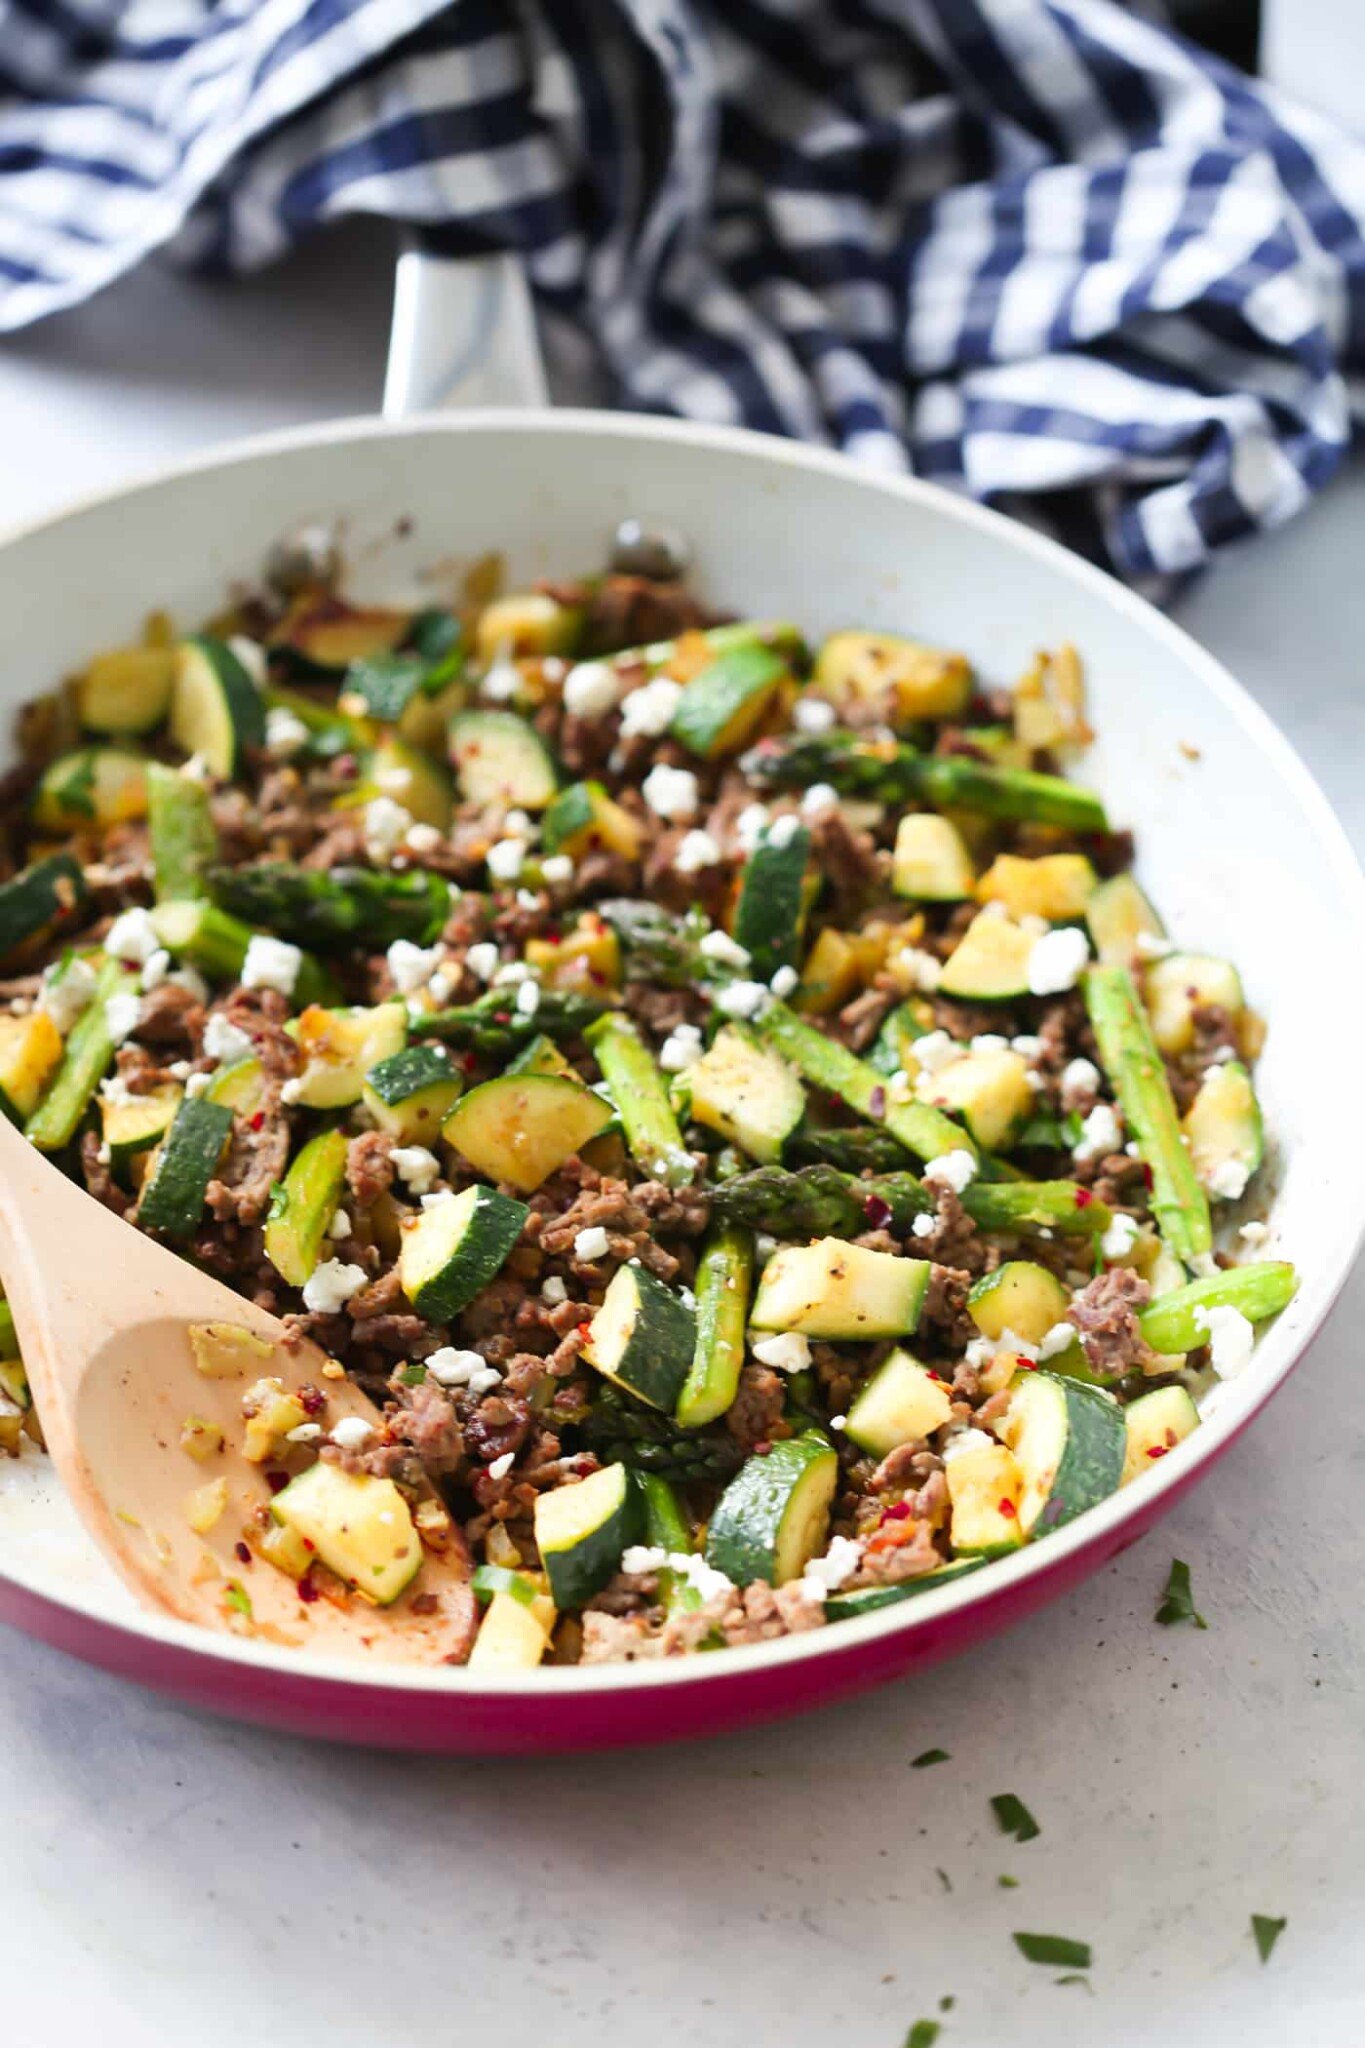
xmin=1085 ymin=872 xmax=1165 ymax=967
xmin=442 ymin=1072 xmax=613 ymax=1194
xmin=448 ymin=710 xmax=558 ymax=810
xmin=0 ymin=851 xmax=88 ymax=966
xmin=0 ymin=1296 xmax=19 ymax=1364
xmin=1181 ymin=1061 xmax=1263 ymax=1201
xmin=397 ymin=1181 xmax=529 ymax=1323
xmin=475 ymin=590 xmax=582 ymax=660
xmin=535 ymin=1462 xmax=642 ymax=1608
xmin=732 ymin=824 xmax=811 ymax=980
xmin=0 ymin=1011 xmax=64 ymax=1124
xmin=25 ymin=958 xmax=138 ymax=1152
xmin=136 ymin=1097 xmax=234 ymax=1240
xmin=635 ymin=1472 xmax=704 ymax=1617
xmin=826 ymin=1557 xmax=985 ymax=1622
xmin=705 ymin=1433 xmax=838 ymax=1586
xmin=944 ymin=1438 xmax=1026 ymax=1555
xmin=584 ymin=1264 xmax=697 ymax=1412
xmin=892 ymin=813 xmax=975 ymax=900
xmin=995 ymin=1369 xmax=1126 ymax=1537
xmin=687 ymin=1023 xmax=806 ymax=1165
xmin=290 ymin=1001 xmax=407 ymax=1109
xmin=926 ymin=1048 xmax=1033 ymax=1151
xmin=938 ymin=910 xmax=1037 ymax=1000
xmin=813 ymin=629 xmax=972 ymax=722
xmin=620 ymin=619 xmax=807 ymax=678
xmin=349 ymin=735 xmax=454 ymax=830
xmin=203 ymin=1056 xmax=267 ymax=1116
xmin=670 ymin=641 xmax=786 ymax=760
xmin=361 ymin=1044 xmax=464 ymax=1144
xmin=1136 ymin=1261 xmax=1297 ymax=1356
xmin=750 ymin=1238 xmax=931 ymax=1340
xmin=504 ymin=1032 xmax=576 ymax=1079
xmin=676 ymin=1222 xmax=754 ymax=1429
xmin=1121 ymin=1384 xmax=1200 ymax=1486
xmin=77 ymin=643 xmax=177 ymax=735
xmin=468 ymin=1586 xmax=555 ymax=1669
xmin=264 ymin=1128 xmax=350 ymax=1287
xmin=147 ymin=761 xmax=218 ymax=901
xmin=100 ymin=1081 xmax=182 ymax=1178
xmin=169 ymin=636 xmax=266 ymax=778
xmin=206 ymin=862 xmax=450 ymax=954
xmin=844 ymin=1348 xmax=954 ymax=1458
xmin=271 ymin=1463 xmax=421 ymax=1605
xmin=868 ymin=999 xmax=931 ymax=1078
xmin=758 ymin=1000 xmax=974 ymax=1165
xmin=149 ymin=899 xmax=335 ymax=1007
xmin=1143 ymin=952 xmax=1244 ymax=1056
xmin=541 ymin=780 xmax=644 ymax=861
xmin=586 ymin=1012 xmax=693 ymax=1187
xmin=978 ymin=852 xmax=1098 ymax=923
xmin=32 ymin=747 xmax=148 ymax=832
xmin=968 ymin=1261 xmax=1071 ymax=1346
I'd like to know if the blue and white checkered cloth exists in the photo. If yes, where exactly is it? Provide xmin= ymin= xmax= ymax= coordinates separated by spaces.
xmin=2 ymin=0 xmax=1364 ymax=589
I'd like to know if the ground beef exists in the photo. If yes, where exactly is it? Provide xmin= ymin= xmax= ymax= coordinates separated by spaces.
xmin=206 ymin=1096 xmax=290 ymax=1225
xmin=930 ymin=992 xmax=1011 ymax=1042
xmin=579 ymin=1612 xmax=666 ymax=1663
xmin=1035 ymin=992 xmax=1095 ymax=1075
xmin=346 ymin=1129 xmax=395 ymax=1209
xmin=809 ymin=807 xmax=883 ymax=913
xmin=568 ymin=573 xmax=713 ymax=656
xmin=220 ymin=986 xmax=301 ymax=1080
xmin=135 ymin=982 xmax=204 ymax=1050
xmin=621 ymin=980 xmax=709 ymax=1038
xmin=79 ymin=1130 xmax=131 ymax=1215
xmin=1068 ymin=1266 xmax=1158 ymax=1377
xmin=852 ymin=1519 xmax=942 ymax=1585
xmin=905 ymin=1190 xmax=986 ymax=1272
xmin=918 ymin=1262 xmax=977 ymax=1352
xmin=725 ymin=1365 xmax=790 ymax=1450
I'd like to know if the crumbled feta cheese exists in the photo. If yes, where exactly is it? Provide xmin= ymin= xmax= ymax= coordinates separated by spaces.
xmin=329 ymin=1415 xmax=374 ymax=1451
xmin=673 ymin=1552 xmax=734 ymax=1603
xmin=426 ymin=1347 xmax=503 ymax=1395
xmin=1125 ymin=1140 xmax=1142 ymax=1158
xmin=970 ymin=1034 xmax=1009 ymax=1055
xmin=541 ymin=854 xmax=575 ymax=886
xmin=767 ymin=811 xmax=802 ymax=850
xmin=1207 ymin=1158 xmax=1251 ymax=1201
xmin=1134 ymin=929 xmax=1173 ymax=961
xmin=515 ymin=979 xmax=541 ymax=1019
xmin=328 ymin=1209 xmax=351 ymax=1241
xmin=515 ymin=888 xmax=541 ymax=912
xmin=922 ymin=1149 xmax=978 ymax=1194
xmin=279 ymin=1077 xmax=303 ymax=1105
xmin=714 ymin=979 xmax=769 ymax=1021
xmin=185 ymin=1071 xmax=212 ymax=1098
xmin=203 ymin=1013 xmax=255 ymax=1067
xmin=104 ymin=992 xmax=142 ymax=1045
xmin=1072 ymin=1102 xmax=1122 ymax=1164
xmin=1038 ymin=1321 xmax=1077 ymax=1360
xmin=285 ymin=1422 xmax=323 ymax=1443
xmin=699 ymin=929 xmax=751 ymax=971
xmin=179 ymin=753 xmax=211 ymax=784
xmin=754 ymin=1234 xmax=778 ymax=1264
xmin=541 ymin=1275 xmax=569 ymax=1306
xmin=487 ymin=1452 xmax=516 ymax=1480
xmin=464 ymin=942 xmax=500 ymax=984
xmin=1239 ymin=1220 xmax=1271 ymax=1248
xmin=1187 ymin=1250 xmax=1220 ymax=1279
xmin=1010 ymin=1034 xmax=1043 ymax=1060
xmin=941 ymin=1427 xmax=995 ymax=1462
xmin=486 ymin=837 xmax=526 ymax=884
xmin=618 ymin=676 xmax=683 ymax=738
xmin=166 ymin=1059 xmax=193 ymax=1081
xmin=169 ymin=965 xmax=211 ymax=1005
xmin=659 ymin=1023 xmax=704 ymax=1073
xmin=227 ymin=635 xmax=268 ymax=688
xmin=910 ymin=1028 xmax=957 ymax=1077
xmin=1194 ymin=1303 xmax=1256 ymax=1378
xmin=492 ymin=960 xmax=532 ymax=988
xmin=562 ymin=660 xmax=623 ymax=720
xmin=574 ymin=1224 xmax=611 ymax=1262
xmin=800 ymin=782 xmax=839 ymax=818
xmin=39 ymin=955 xmax=98 ymax=1035
xmin=301 ymin=1260 xmax=368 ymax=1314
xmin=105 ymin=907 xmax=160 ymax=966
xmin=673 ymin=828 xmax=720 ymax=875
xmin=910 ymin=1212 xmax=937 ymax=1239
xmin=828 ymin=1413 xmax=848 ymax=1431
xmin=801 ymin=1534 xmax=863 ymax=1598
xmin=793 ymin=695 xmax=836 ymax=734
xmin=364 ymin=796 xmax=413 ymax=864
xmin=480 ymin=660 xmax=522 ymax=704
xmin=769 ymin=964 xmax=799 ymax=999
xmin=1101 ymin=1212 xmax=1141 ymax=1262
xmin=734 ymin=803 xmax=769 ymax=854
xmin=641 ymin=762 xmax=700 ymax=821
xmin=1059 ymin=1056 xmax=1101 ymax=1108
xmin=404 ymin=821 xmax=443 ymax=854
xmin=264 ymin=706 xmax=309 ymax=758
xmin=386 ymin=939 xmax=441 ymax=994
xmin=893 ymin=946 xmax=942 ymax=994
xmin=752 ymin=1331 xmax=812 ymax=1373
xmin=241 ymin=934 xmax=302 ymax=997
xmin=391 ymin=1146 xmax=441 ymax=1195
xmin=1027 ymin=925 xmax=1090 ymax=996
xmin=99 ymin=1072 xmax=138 ymax=1108
xmin=621 ymin=1545 xmax=670 ymax=1576
xmin=140 ymin=949 xmax=171 ymax=992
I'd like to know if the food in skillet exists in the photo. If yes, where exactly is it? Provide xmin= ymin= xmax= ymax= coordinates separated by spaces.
xmin=0 ymin=541 xmax=1296 ymax=1667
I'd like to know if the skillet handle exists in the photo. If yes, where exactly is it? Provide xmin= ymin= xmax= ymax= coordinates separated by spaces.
xmin=382 ymin=246 xmax=549 ymax=418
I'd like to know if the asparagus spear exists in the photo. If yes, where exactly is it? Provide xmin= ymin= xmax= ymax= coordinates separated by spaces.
xmin=1138 ymin=1262 xmax=1298 ymax=1356
xmin=742 ymin=730 xmax=1108 ymax=831
xmin=586 ymin=1013 xmax=694 ymax=1187
xmin=148 ymin=899 xmax=337 ymax=1008
xmin=676 ymin=1222 xmax=753 ymax=1429
xmin=147 ymin=762 xmax=218 ymax=902
xmin=786 ymin=1124 xmax=911 ymax=1173
xmin=711 ymin=1164 xmax=1114 ymax=1241
xmin=207 ymin=862 xmax=451 ymax=953
xmin=758 ymin=999 xmax=975 ymax=1165
xmin=575 ymin=1382 xmax=743 ymax=1485
xmin=597 ymin=899 xmax=715 ymax=988
xmin=1083 ymin=964 xmax=1211 ymax=1264
xmin=410 ymin=986 xmax=607 ymax=1056
xmin=25 ymin=956 xmax=139 ymax=1152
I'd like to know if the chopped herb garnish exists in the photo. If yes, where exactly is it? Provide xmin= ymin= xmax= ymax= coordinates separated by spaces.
xmin=935 ymin=1867 xmax=953 ymax=1894
xmin=903 ymin=2024 xmax=939 ymax=2048
xmin=991 ymin=1793 xmax=1040 ymax=1843
xmin=223 ymin=1581 xmax=253 ymax=1620
xmin=938 ymin=1997 xmax=954 ymax=2014
xmin=912 ymin=1748 xmax=950 ymax=1769
xmin=1155 ymin=1557 xmax=1207 ymax=1628
xmin=1055 ymin=1974 xmax=1092 ymax=1992
xmin=396 ymin=1362 xmax=428 ymax=1385
xmin=1013 ymin=1933 xmax=1092 ymax=1970
xmin=998 ymin=1875 xmax=1019 ymax=1889
xmin=1251 ymin=1914 xmax=1286 ymax=1963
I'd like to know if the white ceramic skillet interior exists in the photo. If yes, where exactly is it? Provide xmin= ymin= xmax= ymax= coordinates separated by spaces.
xmin=2 ymin=408 xmax=1364 ymax=1707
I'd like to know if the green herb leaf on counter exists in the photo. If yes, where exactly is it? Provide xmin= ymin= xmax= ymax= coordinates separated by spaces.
xmin=903 ymin=2024 xmax=939 ymax=2048
xmin=991 ymin=1793 xmax=1040 ymax=1842
xmin=1055 ymin=1974 xmax=1093 ymax=1991
xmin=1013 ymin=1933 xmax=1092 ymax=1970
xmin=1252 ymin=1915 xmax=1287 ymax=1964
xmin=1155 ymin=1557 xmax=1207 ymax=1628
xmin=935 ymin=1868 xmax=953 ymax=1894
xmin=998 ymin=1875 xmax=1019 ymax=1889
xmin=912 ymin=1748 xmax=950 ymax=1769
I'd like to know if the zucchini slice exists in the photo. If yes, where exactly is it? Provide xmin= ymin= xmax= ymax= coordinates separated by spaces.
xmin=892 ymin=814 xmax=976 ymax=901
xmin=0 ymin=1011 xmax=63 ymax=1124
xmin=504 ymin=1032 xmax=576 ymax=1080
xmin=524 ymin=914 xmax=622 ymax=993
xmin=1143 ymin=953 xmax=1244 ymax=1056
xmin=844 ymin=1348 xmax=954 ymax=1458
xmin=397 ymin=1182 xmax=529 ymax=1323
xmin=584 ymin=1264 xmax=697 ymax=1412
xmin=271 ymin=1462 xmax=421 ymax=1606
xmin=688 ymin=1023 xmax=805 ymax=1165
xmin=147 ymin=761 xmax=218 ymax=901
xmin=704 ymin=1433 xmax=839 ymax=1586
xmin=204 ymin=1055 xmax=267 ymax=1116
xmin=993 ymin=1369 xmax=1126 ymax=1537
xmin=468 ymin=1587 xmax=555 ymax=1670
xmin=813 ymin=629 xmax=971 ymax=723
xmin=353 ymin=735 xmax=454 ymax=830
xmin=78 ymin=643 xmax=177 ymax=735
xmin=1121 ymin=1384 xmax=1199 ymax=1486
xmin=534 ymin=1463 xmax=642 ymax=1608
xmin=944 ymin=1438 xmax=1026 ymax=1556
xmin=750 ymin=1238 xmax=931 ymax=1340
xmin=273 ymin=598 xmax=409 ymax=671
xmin=361 ymin=1044 xmax=464 ymax=1144
xmin=169 ymin=636 xmax=266 ymax=778
xmin=136 ymin=1097 xmax=234 ymax=1241
xmin=670 ymin=641 xmax=787 ymax=759
xmin=264 ymin=1128 xmax=350 ymax=1287
xmin=448 ymin=710 xmax=558 ymax=811
xmin=826 ymin=1557 xmax=985 ymax=1622
xmin=290 ymin=1002 xmax=408 ymax=1109
xmin=968 ymin=1261 xmax=1071 ymax=1346
xmin=100 ymin=1081 xmax=182 ymax=1180
xmin=442 ymin=1072 xmax=614 ymax=1194
xmin=475 ymin=590 xmax=582 ymax=660
xmin=1181 ymin=1060 xmax=1263 ymax=1201
xmin=676 ymin=1222 xmax=754 ymax=1429
xmin=541 ymin=780 xmax=644 ymax=861
xmin=924 ymin=1048 xmax=1032 ymax=1151
xmin=1085 ymin=872 xmax=1165 ymax=968
xmin=0 ymin=851 xmax=88 ymax=967
xmin=977 ymin=853 xmax=1097 ymax=922
xmin=869 ymin=999 xmax=931 ymax=1079
xmin=32 ymin=747 xmax=149 ymax=832
xmin=938 ymin=910 xmax=1037 ymax=1000
xmin=732 ymin=825 xmax=812 ymax=980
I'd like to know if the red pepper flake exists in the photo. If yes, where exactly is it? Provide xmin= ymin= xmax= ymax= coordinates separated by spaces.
xmin=334 ymin=752 xmax=357 ymax=779
xmin=544 ymin=926 xmax=562 ymax=945
xmin=588 ymin=969 xmax=607 ymax=987
xmin=576 ymin=1322 xmax=593 ymax=1339
xmin=1074 ymin=1187 xmax=1094 ymax=1209
xmin=882 ymin=1501 xmax=913 ymax=1523
xmin=493 ymin=1010 xmax=511 ymax=1025
xmin=925 ymin=1368 xmax=943 ymax=1382
xmin=234 ymin=1540 xmax=252 ymax=1564
xmin=998 ymin=1497 xmax=1018 ymax=1519
xmin=462 ymin=1051 xmax=478 ymax=1072
xmin=1146 ymin=1445 xmax=1169 ymax=1460
xmin=297 ymin=1576 xmax=320 ymax=1603
xmin=264 ymin=1468 xmax=290 ymax=1495
xmin=249 ymin=1110 xmax=266 ymax=1131
xmin=863 ymin=1193 xmax=893 ymax=1228
xmin=1142 ymin=1162 xmax=1154 ymax=1190
xmin=299 ymin=1385 xmax=325 ymax=1416
xmin=753 ymin=1440 xmax=773 ymax=1457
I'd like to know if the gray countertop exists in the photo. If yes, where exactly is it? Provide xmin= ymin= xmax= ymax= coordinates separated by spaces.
xmin=3 ymin=223 xmax=1363 ymax=2048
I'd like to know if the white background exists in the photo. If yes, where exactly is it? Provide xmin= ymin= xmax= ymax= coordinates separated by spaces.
xmin=2 ymin=210 xmax=1364 ymax=2047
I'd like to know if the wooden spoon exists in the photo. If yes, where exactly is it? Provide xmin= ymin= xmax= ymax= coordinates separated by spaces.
xmin=0 ymin=1110 xmax=476 ymax=1663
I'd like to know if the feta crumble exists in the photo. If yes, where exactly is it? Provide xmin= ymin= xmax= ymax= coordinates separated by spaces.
xmin=792 ymin=695 xmax=836 ymax=734
xmin=541 ymin=1275 xmax=569 ymax=1306
xmin=264 ymin=706 xmax=310 ymax=758
xmin=487 ymin=1452 xmax=516 ymax=1480
xmin=202 ymin=1013 xmax=255 ymax=1067
xmin=641 ymin=762 xmax=700 ymax=821
xmin=800 ymin=782 xmax=838 ymax=818
xmin=1059 ymin=1056 xmax=1101 ymax=1108
xmin=922 ymin=1149 xmax=977 ymax=1195
xmin=1010 ymin=1033 xmax=1044 ymax=1060
xmin=909 ymin=1028 xmax=957 ymax=1077
xmin=486 ymin=837 xmax=526 ymax=883
xmin=39 ymin=956 xmax=97 ymax=1035
xmin=301 ymin=1261 xmax=368 ymax=1315
xmin=391 ymin=1146 xmax=441 ymax=1195
xmin=426 ymin=1347 xmax=503 ymax=1395
xmin=699 ymin=929 xmax=751 ymax=971
xmin=465 ymin=941 xmax=500 ymax=983
xmin=801 ymin=1534 xmax=863 ymax=1598
xmin=1038 ymin=1321 xmax=1077 ymax=1360
xmin=541 ymin=854 xmax=575 ymax=884
xmin=619 ymin=676 xmax=684 ymax=740
xmin=1027 ymin=925 xmax=1090 ymax=996
xmin=767 ymin=811 xmax=802 ymax=850
xmin=328 ymin=1210 xmax=351 ymax=1241
xmin=1072 ymin=1102 xmax=1122 ymax=1164
xmin=480 ymin=660 xmax=522 ymax=704
xmin=1239 ymin=1220 xmax=1271 ymax=1248
xmin=970 ymin=1034 xmax=1009 ymax=1055
xmin=1194 ymin=1303 xmax=1255 ymax=1378
xmin=140 ymin=949 xmax=171 ymax=991
xmin=169 ymin=965 xmax=211 ymax=1005
xmin=894 ymin=946 xmax=942 ymax=994
xmin=241 ymin=934 xmax=302 ymax=997
xmin=714 ymin=978 xmax=769 ymax=1021
xmin=941 ymin=1427 xmax=995 ymax=1462
xmin=574 ymin=1224 xmax=611 ymax=1263
xmin=673 ymin=828 xmax=720 ymax=874
xmin=734 ymin=803 xmax=769 ymax=854
xmin=1206 ymin=1158 xmax=1251 ymax=1201
xmin=227 ymin=634 xmax=268 ymax=688
xmin=364 ymin=796 xmax=413 ymax=864
xmin=751 ymin=1331 xmax=812 ymax=1373
xmin=621 ymin=1545 xmax=669 ymax=1576
xmin=1134 ymin=929 xmax=1173 ymax=961
xmin=515 ymin=979 xmax=541 ymax=1019
xmin=329 ymin=1415 xmax=375 ymax=1452
xmin=104 ymin=992 xmax=142 ymax=1045
xmin=386 ymin=939 xmax=442 ymax=994
xmin=659 ymin=1023 xmax=704 ymax=1073
xmin=1101 ymin=1212 xmax=1141 ymax=1262
xmin=562 ymin=660 xmax=622 ymax=720
xmin=769 ymin=964 xmax=799 ymax=999
xmin=404 ymin=821 xmax=443 ymax=854
xmin=105 ymin=907 xmax=160 ymax=966
xmin=910 ymin=1212 xmax=937 ymax=1239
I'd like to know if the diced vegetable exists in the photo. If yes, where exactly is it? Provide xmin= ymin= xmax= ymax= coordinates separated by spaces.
xmin=945 ymin=1439 xmax=1026 ymax=1556
xmin=475 ymin=591 xmax=582 ymax=660
xmin=1182 ymin=1061 xmax=1263 ymax=1201
xmin=271 ymin=1462 xmax=422 ymax=1605
xmin=892 ymin=813 xmax=976 ymax=900
xmin=25 ymin=957 xmax=138 ymax=1151
xmin=32 ymin=748 xmax=148 ymax=832
xmin=442 ymin=1072 xmax=614 ymax=1193
xmin=968 ymin=1262 xmax=1071 ymax=1346
xmin=352 ymin=734 xmax=454 ymax=830
xmin=0 ymin=1011 xmax=63 ymax=1124
xmin=535 ymin=1463 xmax=642 ymax=1608
xmin=0 ymin=852 xmax=88 ymax=966
xmin=584 ymin=1264 xmax=697 ymax=1411
xmin=524 ymin=914 xmax=621 ymax=992
xmin=845 ymin=1349 xmax=954 ymax=1458
xmin=468 ymin=1587 xmax=556 ymax=1670
xmin=78 ymin=644 xmax=176 ymax=735
xmin=204 ymin=1056 xmax=266 ymax=1116
xmin=925 ymin=1048 xmax=1033 ymax=1150
xmin=587 ymin=1012 xmax=693 ymax=1187
xmin=676 ymin=1223 xmax=754 ymax=1430
xmin=397 ymin=1182 xmax=529 ymax=1323
xmin=705 ymin=1433 xmax=839 ymax=1586
xmin=136 ymin=1097 xmax=234 ymax=1240
xmin=670 ymin=641 xmax=787 ymax=759
xmin=448 ymin=710 xmax=558 ymax=810
xmin=289 ymin=1002 xmax=408 ymax=1108
xmin=169 ymin=637 xmax=266 ymax=778
xmin=542 ymin=780 xmax=644 ymax=861
xmin=688 ymin=1023 xmax=806 ymax=1165
xmin=361 ymin=1044 xmax=463 ymax=1144
xmin=750 ymin=1238 xmax=931 ymax=1340
xmin=1143 ymin=953 xmax=1244 ymax=1056
xmin=977 ymin=853 xmax=1097 ymax=922
xmin=264 ymin=1128 xmax=350 ymax=1286
xmin=1085 ymin=872 xmax=1165 ymax=967
xmin=732 ymin=825 xmax=811 ymax=980
xmin=1121 ymin=1384 xmax=1199 ymax=1486
xmin=993 ymin=1369 xmax=1126 ymax=1537
xmin=147 ymin=761 xmax=217 ymax=901
xmin=100 ymin=1081 xmax=182 ymax=1181
xmin=938 ymin=910 xmax=1037 ymax=1001
xmin=813 ymin=629 xmax=971 ymax=722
